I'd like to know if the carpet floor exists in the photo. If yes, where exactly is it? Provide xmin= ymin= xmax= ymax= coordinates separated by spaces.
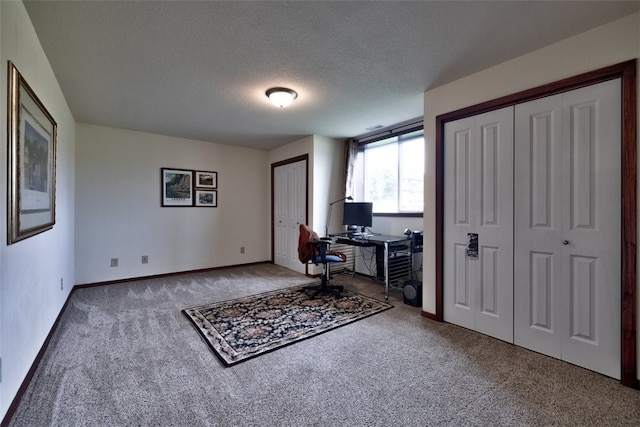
xmin=7 ymin=264 xmax=640 ymax=426
xmin=183 ymin=285 xmax=392 ymax=366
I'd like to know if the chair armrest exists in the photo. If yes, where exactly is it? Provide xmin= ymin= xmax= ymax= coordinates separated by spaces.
xmin=314 ymin=239 xmax=331 ymax=258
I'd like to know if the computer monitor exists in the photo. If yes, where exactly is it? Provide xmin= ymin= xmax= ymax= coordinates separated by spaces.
xmin=342 ymin=202 xmax=373 ymax=232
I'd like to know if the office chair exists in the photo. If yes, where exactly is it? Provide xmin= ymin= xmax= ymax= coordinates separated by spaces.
xmin=298 ymin=224 xmax=346 ymax=298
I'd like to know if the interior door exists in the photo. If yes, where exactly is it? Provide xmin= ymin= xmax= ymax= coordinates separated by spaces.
xmin=444 ymin=107 xmax=514 ymax=343
xmin=513 ymin=94 xmax=564 ymax=358
xmin=273 ymin=159 xmax=307 ymax=273
xmin=514 ymin=79 xmax=621 ymax=378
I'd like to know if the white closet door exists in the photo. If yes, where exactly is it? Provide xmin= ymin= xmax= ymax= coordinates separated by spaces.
xmin=514 ymin=79 xmax=621 ymax=378
xmin=274 ymin=159 xmax=307 ymax=273
xmin=514 ymin=94 xmax=564 ymax=358
xmin=444 ymin=107 xmax=514 ymax=343
xmin=560 ymin=79 xmax=621 ymax=378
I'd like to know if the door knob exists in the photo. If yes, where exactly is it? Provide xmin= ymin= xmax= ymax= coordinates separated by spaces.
xmin=562 ymin=240 xmax=569 ymax=245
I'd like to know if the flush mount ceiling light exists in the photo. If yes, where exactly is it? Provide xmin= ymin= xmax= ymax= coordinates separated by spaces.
xmin=266 ymin=87 xmax=298 ymax=108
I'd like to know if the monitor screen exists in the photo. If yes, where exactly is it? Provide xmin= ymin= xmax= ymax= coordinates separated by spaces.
xmin=342 ymin=202 xmax=373 ymax=228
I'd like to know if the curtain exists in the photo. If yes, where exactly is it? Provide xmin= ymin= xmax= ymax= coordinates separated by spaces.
xmin=343 ymin=138 xmax=358 ymax=198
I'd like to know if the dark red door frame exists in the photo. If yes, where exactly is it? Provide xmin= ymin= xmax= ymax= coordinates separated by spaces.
xmin=433 ymin=60 xmax=637 ymax=388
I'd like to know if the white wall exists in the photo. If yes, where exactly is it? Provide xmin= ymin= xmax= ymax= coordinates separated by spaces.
xmin=0 ymin=1 xmax=76 ymax=419
xmin=269 ymin=135 xmax=424 ymax=279
xmin=268 ymin=135 xmax=314 ymax=225
xmin=267 ymin=135 xmax=345 ymax=233
xmin=313 ymin=135 xmax=345 ymax=235
xmin=75 ymin=124 xmax=270 ymax=284
xmin=267 ymin=135 xmax=345 ymax=275
xmin=423 ymin=12 xmax=640 ymax=376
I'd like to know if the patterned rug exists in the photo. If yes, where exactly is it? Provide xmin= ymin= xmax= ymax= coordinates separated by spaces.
xmin=182 ymin=285 xmax=393 ymax=366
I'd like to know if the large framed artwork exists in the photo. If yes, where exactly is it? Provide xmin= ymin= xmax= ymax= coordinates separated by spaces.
xmin=7 ymin=61 xmax=57 ymax=244
xmin=161 ymin=168 xmax=193 ymax=206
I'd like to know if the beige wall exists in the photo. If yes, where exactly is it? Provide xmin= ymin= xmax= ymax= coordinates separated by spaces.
xmin=75 ymin=124 xmax=270 ymax=284
xmin=268 ymin=135 xmax=314 ymax=225
xmin=267 ymin=135 xmax=345 ymax=275
xmin=267 ymin=135 xmax=345 ymax=232
xmin=422 ymin=12 xmax=640 ymax=377
xmin=312 ymin=135 xmax=346 ymax=235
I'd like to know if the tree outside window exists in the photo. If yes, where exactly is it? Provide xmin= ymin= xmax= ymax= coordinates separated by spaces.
xmin=358 ymin=131 xmax=424 ymax=214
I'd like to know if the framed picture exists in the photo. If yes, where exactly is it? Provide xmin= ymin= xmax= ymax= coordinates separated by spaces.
xmin=194 ymin=170 xmax=217 ymax=189
xmin=194 ymin=190 xmax=217 ymax=207
xmin=161 ymin=168 xmax=193 ymax=206
xmin=7 ymin=61 xmax=57 ymax=244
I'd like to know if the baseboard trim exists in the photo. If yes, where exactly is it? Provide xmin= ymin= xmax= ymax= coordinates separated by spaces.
xmin=421 ymin=311 xmax=438 ymax=321
xmin=1 ymin=287 xmax=77 ymax=427
xmin=75 ymin=261 xmax=272 ymax=288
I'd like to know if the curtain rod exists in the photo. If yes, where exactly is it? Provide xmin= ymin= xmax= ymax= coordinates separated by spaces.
xmin=353 ymin=118 xmax=424 ymax=146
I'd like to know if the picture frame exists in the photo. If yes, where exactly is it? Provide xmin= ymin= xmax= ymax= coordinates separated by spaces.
xmin=7 ymin=61 xmax=57 ymax=244
xmin=161 ymin=168 xmax=193 ymax=206
xmin=194 ymin=190 xmax=217 ymax=207
xmin=194 ymin=170 xmax=217 ymax=189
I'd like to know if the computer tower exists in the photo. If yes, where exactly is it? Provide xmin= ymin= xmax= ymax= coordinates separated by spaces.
xmin=403 ymin=280 xmax=422 ymax=307
xmin=411 ymin=231 xmax=423 ymax=252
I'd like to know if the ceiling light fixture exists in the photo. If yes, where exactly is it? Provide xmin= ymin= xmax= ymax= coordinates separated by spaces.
xmin=266 ymin=87 xmax=298 ymax=108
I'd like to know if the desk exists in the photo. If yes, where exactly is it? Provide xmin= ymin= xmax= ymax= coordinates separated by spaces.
xmin=333 ymin=234 xmax=412 ymax=301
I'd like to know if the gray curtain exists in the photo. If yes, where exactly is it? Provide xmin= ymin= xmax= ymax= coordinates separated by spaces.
xmin=343 ymin=138 xmax=358 ymax=198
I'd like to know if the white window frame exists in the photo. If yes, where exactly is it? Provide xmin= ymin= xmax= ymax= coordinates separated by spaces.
xmin=353 ymin=127 xmax=424 ymax=215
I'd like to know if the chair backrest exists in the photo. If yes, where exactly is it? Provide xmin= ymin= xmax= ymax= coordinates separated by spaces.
xmin=298 ymin=224 xmax=319 ymax=263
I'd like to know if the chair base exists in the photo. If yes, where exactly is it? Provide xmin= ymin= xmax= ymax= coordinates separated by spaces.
xmin=302 ymin=274 xmax=343 ymax=299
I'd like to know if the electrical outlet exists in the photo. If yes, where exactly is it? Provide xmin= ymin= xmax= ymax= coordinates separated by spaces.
xmin=240 ymin=247 xmax=245 ymax=254
xmin=111 ymin=258 xmax=118 ymax=267
xmin=60 ymin=278 xmax=63 ymax=290
xmin=142 ymin=255 xmax=149 ymax=264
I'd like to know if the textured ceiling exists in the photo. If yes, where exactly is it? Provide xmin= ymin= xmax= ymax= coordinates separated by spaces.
xmin=23 ymin=1 xmax=640 ymax=150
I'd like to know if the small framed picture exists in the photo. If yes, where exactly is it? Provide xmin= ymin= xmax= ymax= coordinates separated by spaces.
xmin=195 ymin=190 xmax=217 ymax=207
xmin=194 ymin=170 xmax=217 ymax=189
xmin=7 ymin=61 xmax=58 ymax=244
xmin=161 ymin=168 xmax=193 ymax=206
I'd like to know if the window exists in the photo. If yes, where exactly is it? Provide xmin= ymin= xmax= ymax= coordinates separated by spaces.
xmin=353 ymin=128 xmax=424 ymax=214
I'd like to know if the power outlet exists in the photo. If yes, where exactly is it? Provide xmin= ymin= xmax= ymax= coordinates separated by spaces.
xmin=111 ymin=258 xmax=118 ymax=267
xmin=240 ymin=247 xmax=245 ymax=254
xmin=60 ymin=278 xmax=63 ymax=291
xmin=141 ymin=255 xmax=149 ymax=264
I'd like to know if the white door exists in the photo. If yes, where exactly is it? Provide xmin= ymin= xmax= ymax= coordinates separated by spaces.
xmin=514 ymin=79 xmax=621 ymax=378
xmin=514 ymin=94 xmax=564 ymax=358
xmin=273 ymin=159 xmax=307 ymax=273
xmin=444 ymin=107 xmax=514 ymax=343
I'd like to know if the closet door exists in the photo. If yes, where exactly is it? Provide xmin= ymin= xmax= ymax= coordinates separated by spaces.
xmin=513 ymin=94 xmax=563 ymax=358
xmin=444 ymin=107 xmax=514 ymax=343
xmin=560 ymin=79 xmax=621 ymax=378
xmin=514 ymin=79 xmax=621 ymax=378
xmin=273 ymin=159 xmax=307 ymax=273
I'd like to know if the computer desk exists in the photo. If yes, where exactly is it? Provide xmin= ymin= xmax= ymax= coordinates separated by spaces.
xmin=332 ymin=234 xmax=412 ymax=301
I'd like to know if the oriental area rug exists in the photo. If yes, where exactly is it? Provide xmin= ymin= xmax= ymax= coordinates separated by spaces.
xmin=182 ymin=285 xmax=393 ymax=366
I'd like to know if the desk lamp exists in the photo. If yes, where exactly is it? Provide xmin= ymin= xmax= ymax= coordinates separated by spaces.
xmin=325 ymin=196 xmax=352 ymax=237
